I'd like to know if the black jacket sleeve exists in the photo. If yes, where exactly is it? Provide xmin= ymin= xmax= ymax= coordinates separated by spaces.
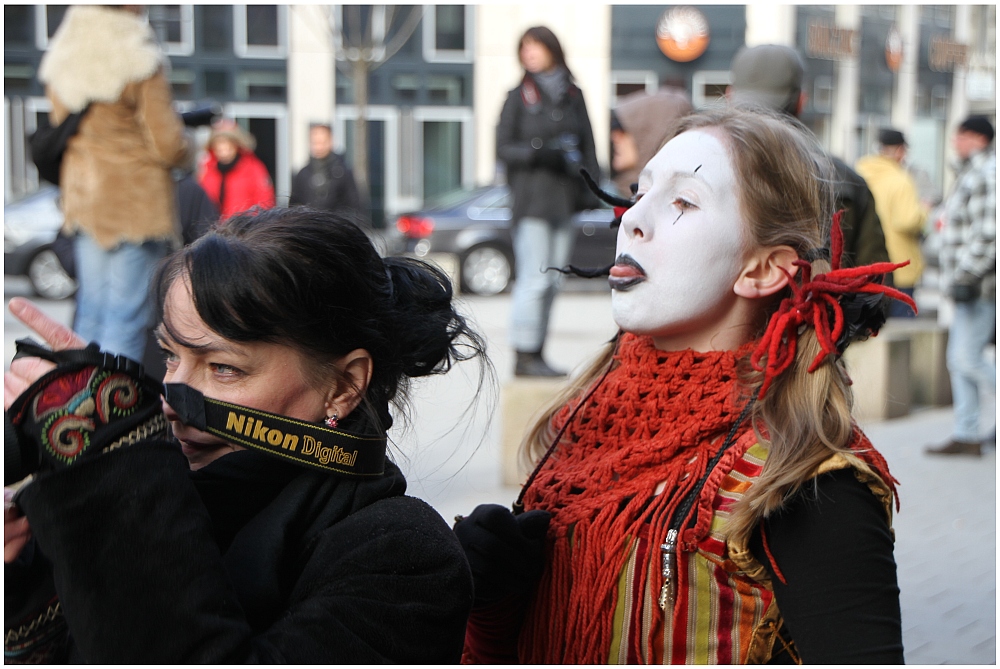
xmin=496 ymin=89 xmax=535 ymax=171
xmin=14 ymin=442 xmax=472 ymax=663
xmin=750 ymin=468 xmax=904 ymax=664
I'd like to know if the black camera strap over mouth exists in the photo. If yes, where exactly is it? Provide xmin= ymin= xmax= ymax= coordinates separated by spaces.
xmin=163 ymin=384 xmax=386 ymax=478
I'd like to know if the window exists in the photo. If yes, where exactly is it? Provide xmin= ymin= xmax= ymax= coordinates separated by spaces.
xmin=5 ymin=6 xmax=35 ymax=47
xmin=423 ymin=5 xmax=473 ymax=63
xmin=5 ymin=64 xmax=35 ymax=94
xmin=201 ymin=5 xmax=232 ymax=53
xmin=148 ymin=5 xmax=194 ymax=56
xmin=392 ymin=74 xmax=420 ymax=102
xmin=426 ymin=75 xmax=464 ymax=105
xmin=35 ymin=5 xmax=69 ymax=49
xmin=168 ymin=68 xmax=195 ymax=99
xmin=610 ymin=71 xmax=658 ymax=106
xmin=691 ymin=71 xmax=731 ymax=108
xmin=234 ymin=5 xmax=286 ymax=58
xmin=423 ymin=120 xmax=462 ymax=199
xmin=235 ymin=71 xmax=287 ymax=100
xmin=812 ymin=75 xmax=834 ymax=113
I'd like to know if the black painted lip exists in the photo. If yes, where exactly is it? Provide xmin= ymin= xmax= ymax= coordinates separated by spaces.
xmin=608 ymin=254 xmax=646 ymax=291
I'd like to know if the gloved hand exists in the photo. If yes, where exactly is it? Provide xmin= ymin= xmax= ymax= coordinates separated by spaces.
xmin=5 ymin=339 xmax=168 ymax=485
xmin=949 ymin=282 xmax=980 ymax=303
xmin=454 ymin=504 xmax=551 ymax=607
xmin=532 ymin=147 xmax=566 ymax=173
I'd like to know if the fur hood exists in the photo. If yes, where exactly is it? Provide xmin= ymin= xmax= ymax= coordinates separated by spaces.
xmin=39 ymin=6 xmax=164 ymax=113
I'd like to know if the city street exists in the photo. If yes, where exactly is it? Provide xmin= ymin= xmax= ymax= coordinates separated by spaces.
xmin=4 ymin=277 xmax=995 ymax=664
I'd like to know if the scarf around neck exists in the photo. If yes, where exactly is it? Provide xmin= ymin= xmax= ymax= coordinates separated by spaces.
xmin=519 ymin=333 xmax=754 ymax=663
xmin=532 ymin=67 xmax=570 ymax=102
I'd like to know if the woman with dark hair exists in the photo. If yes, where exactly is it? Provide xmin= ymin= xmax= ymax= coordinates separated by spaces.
xmin=496 ymin=26 xmax=600 ymax=377
xmin=4 ymin=208 xmax=487 ymax=663
xmin=457 ymin=108 xmax=908 ymax=663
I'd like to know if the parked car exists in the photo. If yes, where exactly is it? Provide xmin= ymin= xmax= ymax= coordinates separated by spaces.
xmin=385 ymin=184 xmax=618 ymax=295
xmin=4 ymin=184 xmax=78 ymax=300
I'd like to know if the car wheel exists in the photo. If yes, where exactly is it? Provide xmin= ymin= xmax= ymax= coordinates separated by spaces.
xmin=461 ymin=244 xmax=512 ymax=296
xmin=28 ymin=248 xmax=78 ymax=300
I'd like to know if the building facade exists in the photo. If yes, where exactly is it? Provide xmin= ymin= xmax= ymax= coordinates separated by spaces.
xmin=5 ymin=4 xmax=996 ymax=223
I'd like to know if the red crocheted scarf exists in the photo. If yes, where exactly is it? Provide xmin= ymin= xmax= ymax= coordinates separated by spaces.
xmin=517 ymin=333 xmax=897 ymax=664
xmin=519 ymin=333 xmax=753 ymax=663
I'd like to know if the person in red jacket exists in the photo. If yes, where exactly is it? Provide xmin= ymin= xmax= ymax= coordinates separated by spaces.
xmin=198 ymin=120 xmax=275 ymax=220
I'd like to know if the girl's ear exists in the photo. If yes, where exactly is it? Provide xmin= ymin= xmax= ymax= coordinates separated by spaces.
xmin=324 ymin=348 xmax=374 ymax=420
xmin=733 ymin=245 xmax=800 ymax=299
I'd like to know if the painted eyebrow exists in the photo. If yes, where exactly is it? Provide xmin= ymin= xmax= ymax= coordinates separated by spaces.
xmin=636 ymin=168 xmax=713 ymax=192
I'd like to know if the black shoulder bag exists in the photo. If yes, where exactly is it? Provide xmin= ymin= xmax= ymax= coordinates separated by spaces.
xmin=29 ymin=106 xmax=89 ymax=186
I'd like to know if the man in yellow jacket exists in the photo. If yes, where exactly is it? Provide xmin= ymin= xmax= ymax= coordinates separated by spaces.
xmin=856 ymin=129 xmax=928 ymax=316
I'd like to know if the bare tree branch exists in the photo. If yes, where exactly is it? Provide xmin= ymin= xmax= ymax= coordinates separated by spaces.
xmin=371 ymin=5 xmax=424 ymax=71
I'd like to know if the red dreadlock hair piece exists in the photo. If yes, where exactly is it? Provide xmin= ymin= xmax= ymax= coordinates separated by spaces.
xmin=750 ymin=210 xmax=917 ymax=399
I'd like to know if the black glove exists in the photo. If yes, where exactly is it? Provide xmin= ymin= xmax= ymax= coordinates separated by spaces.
xmin=5 ymin=340 xmax=168 ymax=485
xmin=532 ymin=147 xmax=566 ymax=173
xmin=454 ymin=504 xmax=551 ymax=607
xmin=949 ymin=282 xmax=980 ymax=303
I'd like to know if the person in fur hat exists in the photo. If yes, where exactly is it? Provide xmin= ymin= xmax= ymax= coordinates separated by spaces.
xmin=39 ymin=5 xmax=188 ymax=363
xmin=198 ymin=120 xmax=275 ymax=220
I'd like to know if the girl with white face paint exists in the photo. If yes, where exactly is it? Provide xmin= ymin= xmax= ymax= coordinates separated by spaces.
xmin=457 ymin=108 xmax=913 ymax=664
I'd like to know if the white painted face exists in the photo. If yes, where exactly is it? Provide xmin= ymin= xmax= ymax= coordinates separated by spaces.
xmin=610 ymin=128 xmax=750 ymax=350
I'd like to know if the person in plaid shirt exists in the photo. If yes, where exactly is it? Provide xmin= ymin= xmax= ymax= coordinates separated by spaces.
xmin=927 ymin=115 xmax=996 ymax=457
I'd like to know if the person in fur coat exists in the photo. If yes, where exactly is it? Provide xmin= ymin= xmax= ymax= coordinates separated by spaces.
xmin=198 ymin=120 xmax=276 ymax=221
xmin=39 ymin=5 xmax=187 ymax=363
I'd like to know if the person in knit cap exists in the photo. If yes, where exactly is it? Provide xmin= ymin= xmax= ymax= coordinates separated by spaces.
xmin=610 ymin=87 xmax=693 ymax=198
xmin=198 ymin=119 xmax=275 ymax=220
xmin=456 ymin=107 xmax=908 ymax=664
xmin=38 ymin=5 xmax=188 ymax=362
xmin=855 ymin=128 xmax=928 ymax=316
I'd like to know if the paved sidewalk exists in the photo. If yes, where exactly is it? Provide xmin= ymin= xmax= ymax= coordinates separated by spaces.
xmin=4 ymin=283 xmax=995 ymax=664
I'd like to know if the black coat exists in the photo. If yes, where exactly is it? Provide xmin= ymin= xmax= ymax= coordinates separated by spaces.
xmin=289 ymin=153 xmax=362 ymax=216
xmin=831 ymin=155 xmax=890 ymax=269
xmin=496 ymin=72 xmax=600 ymax=225
xmin=5 ymin=443 xmax=473 ymax=663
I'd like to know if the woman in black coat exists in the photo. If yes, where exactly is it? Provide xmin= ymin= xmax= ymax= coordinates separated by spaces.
xmin=496 ymin=26 xmax=600 ymax=377
xmin=4 ymin=208 xmax=487 ymax=663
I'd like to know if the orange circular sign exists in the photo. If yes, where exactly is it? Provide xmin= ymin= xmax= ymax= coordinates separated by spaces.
xmin=656 ymin=7 xmax=710 ymax=63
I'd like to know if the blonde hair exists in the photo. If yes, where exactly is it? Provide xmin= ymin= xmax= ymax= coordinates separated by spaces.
xmin=521 ymin=107 xmax=855 ymax=540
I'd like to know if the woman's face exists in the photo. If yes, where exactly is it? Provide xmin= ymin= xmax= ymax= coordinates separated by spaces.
xmin=212 ymin=137 xmax=239 ymax=164
xmin=158 ymin=277 xmax=329 ymax=470
xmin=610 ymin=128 xmax=751 ymax=351
xmin=520 ymin=38 xmax=555 ymax=74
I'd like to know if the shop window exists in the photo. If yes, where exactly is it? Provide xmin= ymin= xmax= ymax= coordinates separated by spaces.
xmin=423 ymin=120 xmax=462 ymax=199
xmin=812 ymin=75 xmax=833 ymax=113
xmin=5 ymin=6 xmax=35 ymax=47
xmin=201 ymin=5 xmax=232 ymax=53
xmin=610 ymin=71 xmax=658 ymax=106
xmin=235 ymin=5 xmax=286 ymax=58
xmin=4 ymin=65 xmax=34 ymax=94
xmin=423 ymin=6 xmax=473 ymax=63
xmin=148 ymin=5 xmax=194 ymax=56
xmin=691 ymin=71 xmax=731 ymax=108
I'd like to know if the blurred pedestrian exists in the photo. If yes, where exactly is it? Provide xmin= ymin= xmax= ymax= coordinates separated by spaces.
xmin=610 ymin=87 xmax=693 ymax=198
xmin=496 ymin=26 xmax=600 ymax=377
xmin=38 ymin=5 xmax=187 ymax=361
xmin=926 ymin=115 xmax=996 ymax=457
xmin=728 ymin=44 xmax=890 ymax=269
xmin=289 ymin=123 xmax=362 ymax=217
xmin=856 ymin=129 xmax=928 ymax=316
xmin=198 ymin=119 xmax=275 ymax=220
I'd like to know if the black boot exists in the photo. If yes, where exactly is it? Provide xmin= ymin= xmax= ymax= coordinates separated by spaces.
xmin=514 ymin=351 xmax=565 ymax=378
xmin=925 ymin=439 xmax=982 ymax=457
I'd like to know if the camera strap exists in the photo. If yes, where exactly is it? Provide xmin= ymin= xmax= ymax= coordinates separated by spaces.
xmin=164 ymin=383 xmax=386 ymax=478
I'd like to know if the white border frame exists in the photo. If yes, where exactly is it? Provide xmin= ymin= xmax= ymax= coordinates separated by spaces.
xmin=691 ymin=70 xmax=732 ymax=108
xmin=334 ymin=105 xmax=403 ymax=215
xmin=234 ymin=5 xmax=288 ymax=59
xmin=422 ymin=5 xmax=474 ymax=64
